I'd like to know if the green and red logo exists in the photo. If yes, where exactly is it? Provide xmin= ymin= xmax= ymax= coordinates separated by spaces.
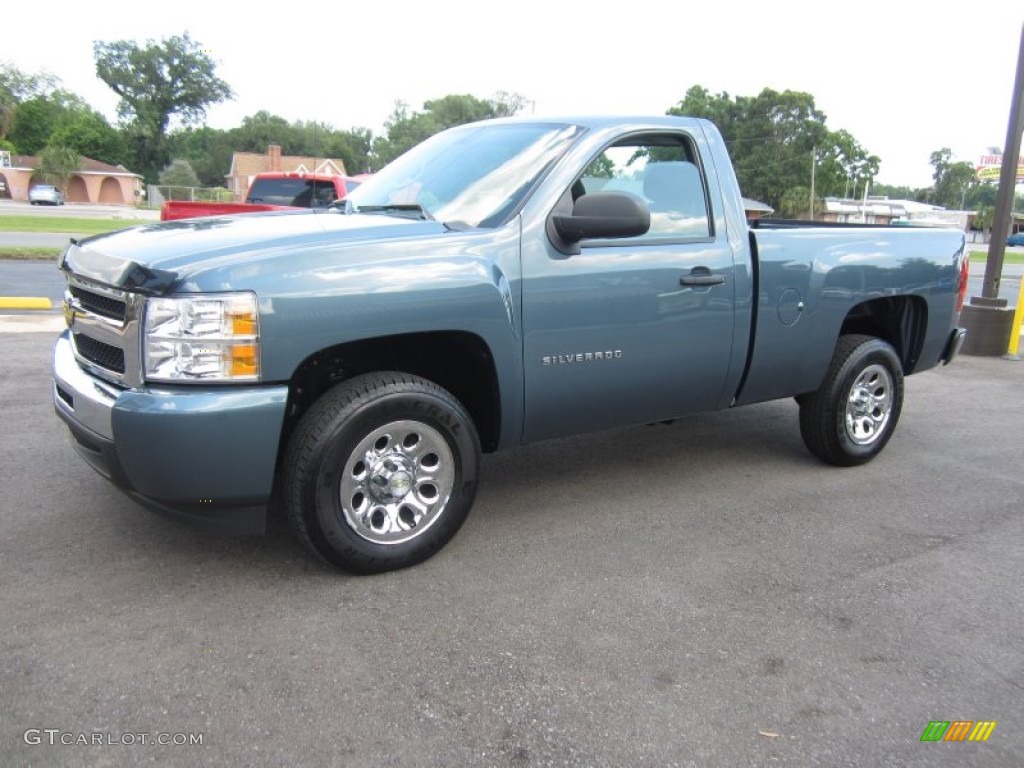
xmin=920 ymin=720 xmax=997 ymax=742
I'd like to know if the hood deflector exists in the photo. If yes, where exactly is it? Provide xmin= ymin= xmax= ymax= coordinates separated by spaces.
xmin=60 ymin=241 xmax=178 ymax=295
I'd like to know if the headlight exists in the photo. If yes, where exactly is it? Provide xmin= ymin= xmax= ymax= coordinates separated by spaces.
xmin=144 ymin=293 xmax=260 ymax=382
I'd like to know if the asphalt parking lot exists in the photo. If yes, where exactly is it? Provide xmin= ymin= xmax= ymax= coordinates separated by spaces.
xmin=1 ymin=329 xmax=1022 ymax=767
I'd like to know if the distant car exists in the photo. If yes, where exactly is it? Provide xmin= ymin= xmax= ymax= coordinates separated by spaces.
xmin=28 ymin=185 xmax=64 ymax=206
xmin=1008 ymin=231 xmax=1024 ymax=247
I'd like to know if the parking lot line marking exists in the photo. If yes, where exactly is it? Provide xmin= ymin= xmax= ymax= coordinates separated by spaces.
xmin=0 ymin=297 xmax=53 ymax=310
xmin=0 ymin=314 xmax=65 ymax=333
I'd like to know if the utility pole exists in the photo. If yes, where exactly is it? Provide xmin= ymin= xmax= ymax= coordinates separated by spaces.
xmin=961 ymin=22 xmax=1024 ymax=356
xmin=978 ymin=22 xmax=1024 ymax=304
xmin=809 ymin=147 xmax=816 ymax=220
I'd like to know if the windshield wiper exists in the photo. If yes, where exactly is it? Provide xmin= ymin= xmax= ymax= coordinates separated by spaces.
xmin=348 ymin=203 xmax=434 ymax=221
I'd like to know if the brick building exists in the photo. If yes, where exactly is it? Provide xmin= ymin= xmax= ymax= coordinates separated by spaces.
xmin=225 ymin=144 xmax=348 ymax=201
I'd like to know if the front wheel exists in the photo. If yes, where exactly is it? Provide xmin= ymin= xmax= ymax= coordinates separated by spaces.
xmin=799 ymin=335 xmax=904 ymax=467
xmin=283 ymin=372 xmax=480 ymax=573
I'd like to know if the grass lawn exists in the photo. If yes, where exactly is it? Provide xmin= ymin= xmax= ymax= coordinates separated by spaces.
xmin=0 ymin=215 xmax=150 ymax=235
xmin=968 ymin=249 xmax=1024 ymax=265
xmin=0 ymin=247 xmax=61 ymax=260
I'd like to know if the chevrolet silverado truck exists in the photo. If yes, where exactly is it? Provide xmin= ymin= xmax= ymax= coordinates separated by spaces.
xmin=52 ymin=116 xmax=968 ymax=573
xmin=160 ymin=172 xmax=367 ymax=221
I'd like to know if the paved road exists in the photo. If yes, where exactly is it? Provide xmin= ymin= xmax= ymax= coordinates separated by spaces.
xmin=966 ymin=265 xmax=1023 ymax=305
xmin=0 ymin=232 xmax=79 ymax=249
xmin=1 ymin=331 xmax=1021 ymax=766
xmin=0 ymin=260 xmax=65 ymax=309
xmin=0 ymin=199 xmax=155 ymax=250
xmin=0 ymin=200 xmax=159 ymax=220
xmin=0 ymin=199 xmax=156 ymax=259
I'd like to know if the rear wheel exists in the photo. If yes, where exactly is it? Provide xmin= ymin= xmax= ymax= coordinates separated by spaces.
xmin=283 ymin=372 xmax=480 ymax=573
xmin=799 ymin=335 xmax=904 ymax=466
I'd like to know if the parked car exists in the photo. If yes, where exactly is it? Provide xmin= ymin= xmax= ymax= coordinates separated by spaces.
xmin=1007 ymin=231 xmax=1024 ymax=247
xmin=28 ymin=184 xmax=64 ymax=205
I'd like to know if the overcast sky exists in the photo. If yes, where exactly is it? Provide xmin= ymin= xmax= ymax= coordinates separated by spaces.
xmin=4 ymin=1 xmax=1022 ymax=188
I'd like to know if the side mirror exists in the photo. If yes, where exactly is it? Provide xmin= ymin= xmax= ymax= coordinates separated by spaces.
xmin=550 ymin=191 xmax=650 ymax=253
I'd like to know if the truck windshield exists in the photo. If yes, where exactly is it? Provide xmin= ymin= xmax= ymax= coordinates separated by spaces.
xmin=345 ymin=122 xmax=584 ymax=228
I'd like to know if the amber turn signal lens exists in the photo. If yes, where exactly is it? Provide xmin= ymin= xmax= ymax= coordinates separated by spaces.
xmin=229 ymin=344 xmax=259 ymax=377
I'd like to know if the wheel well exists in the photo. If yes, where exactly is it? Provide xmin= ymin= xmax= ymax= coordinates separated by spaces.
xmin=838 ymin=295 xmax=927 ymax=373
xmin=280 ymin=332 xmax=502 ymax=459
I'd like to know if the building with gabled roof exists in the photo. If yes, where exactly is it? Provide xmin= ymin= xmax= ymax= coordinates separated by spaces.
xmin=820 ymin=196 xmax=965 ymax=227
xmin=226 ymin=144 xmax=348 ymax=201
xmin=0 ymin=151 xmax=144 ymax=205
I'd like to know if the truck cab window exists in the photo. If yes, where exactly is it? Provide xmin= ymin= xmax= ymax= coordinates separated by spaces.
xmin=577 ymin=136 xmax=711 ymax=240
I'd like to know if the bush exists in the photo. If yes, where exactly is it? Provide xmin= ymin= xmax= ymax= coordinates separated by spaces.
xmin=158 ymin=159 xmax=201 ymax=190
xmin=207 ymin=187 xmax=234 ymax=202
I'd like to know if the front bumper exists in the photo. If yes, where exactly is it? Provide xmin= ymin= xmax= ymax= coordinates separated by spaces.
xmin=52 ymin=331 xmax=289 ymax=534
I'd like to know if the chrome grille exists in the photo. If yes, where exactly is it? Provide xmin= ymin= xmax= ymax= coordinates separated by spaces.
xmin=73 ymin=332 xmax=126 ymax=374
xmin=64 ymin=275 xmax=144 ymax=387
xmin=68 ymin=285 xmax=126 ymax=321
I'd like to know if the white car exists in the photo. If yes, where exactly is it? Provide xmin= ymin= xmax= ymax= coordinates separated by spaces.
xmin=29 ymin=185 xmax=64 ymax=206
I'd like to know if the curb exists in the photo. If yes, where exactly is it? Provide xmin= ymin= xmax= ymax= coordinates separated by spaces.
xmin=0 ymin=297 xmax=53 ymax=310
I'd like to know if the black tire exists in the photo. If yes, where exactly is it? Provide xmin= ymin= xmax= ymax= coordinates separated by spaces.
xmin=283 ymin=372 xmax=480 ymax=573
xmin=799 ymin=335 xmax=904 ymax=467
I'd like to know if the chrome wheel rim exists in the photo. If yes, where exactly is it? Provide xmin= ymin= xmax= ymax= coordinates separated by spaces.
xmin=845 ymin=364 xmax=893 ymax=445
xmin=340 ymin=420 xmax=455 ymax=545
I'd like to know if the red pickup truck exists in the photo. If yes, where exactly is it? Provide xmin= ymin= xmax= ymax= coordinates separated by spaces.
xmin=160 ymin=172 xmax=368 ymax=221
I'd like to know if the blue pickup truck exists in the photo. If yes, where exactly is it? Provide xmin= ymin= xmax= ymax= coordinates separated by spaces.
xmin=52 ymin=116 xmax=968 ymax=573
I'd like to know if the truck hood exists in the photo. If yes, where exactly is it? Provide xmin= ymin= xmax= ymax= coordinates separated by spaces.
xmin=61 ymin=210 xmax=449 ymax=293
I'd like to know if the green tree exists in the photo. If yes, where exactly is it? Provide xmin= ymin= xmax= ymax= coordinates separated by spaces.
xmin=815 ymin=129 xmax=880 ymax=199
xmin=492 ymin=91 xmax=527 ymax=117
xmin=48 ymin=110 xmax=128 ymax=166
xmin=870 ymin=182 xmax=930 ymax=203
xmin=421 ymin=93 xmax=505 ymax=128
xmin=668 ymin=86 xmax=877 ymax=213
xmin=0 ymin=62 xmax=60 ymax=140
xmin=37 ymin=144 xmax=81 ymax=191
xmin=94 ymin=32 xmax=234 ymax=181
xmin=964 ymin=181 xmax=998 ymax=210
xmin=928 ymin=148 xmax=976 ymax=209
xmin=7 ymin=97 xmax=64 ymax=154
xmin=159 ymin=158 xmax=201 ymax=187
xmin=230 ymin=110 xmax=295 ymax=153
xmin=292 ymin=119 xmax=347 ymax=157
xmin=167 ymin=125 xmax=236 ymax=187
xmin=371 ymin=101 xmax=432 ymax=167
xmin=158 ymin=158 xmax=201 ymax=199
xmin=167 ymin=118 xmax=376 ymax=188
xmin=324 ymin=127 xmax=374 ymax=175
xmin=5 ymin=87 xmax=88 ymax=155
xmin=582 ymin=154 xmax=616 ymax=179
xmin=778 ymin=185 xmax=815 ymax=218
xmin=972 ymin=205 xmax=994 ymax=232
xmin=371 ymin=92 xmax=526 ymax=167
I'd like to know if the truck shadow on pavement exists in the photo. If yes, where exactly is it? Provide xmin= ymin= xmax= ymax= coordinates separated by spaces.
xmin=38 ymin=397 xmax=812 ymax=578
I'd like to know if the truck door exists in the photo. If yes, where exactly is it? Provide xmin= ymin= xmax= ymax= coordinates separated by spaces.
xmin=522 ymin=132 xmax=737 ymax=442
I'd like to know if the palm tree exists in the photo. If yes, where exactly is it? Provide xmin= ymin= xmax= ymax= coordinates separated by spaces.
xmin=0 ymin=98 xmax=16 ymax=141
xmin=38 ymin=144 xmax=81 ymax=194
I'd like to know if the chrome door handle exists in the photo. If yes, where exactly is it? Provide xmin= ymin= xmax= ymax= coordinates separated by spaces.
xmin=680 ymin=271 xmax=725 ymax=286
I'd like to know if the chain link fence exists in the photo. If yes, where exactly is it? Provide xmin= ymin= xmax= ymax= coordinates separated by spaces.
xmin=147 ymin=185 xmax=236 ymax=207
